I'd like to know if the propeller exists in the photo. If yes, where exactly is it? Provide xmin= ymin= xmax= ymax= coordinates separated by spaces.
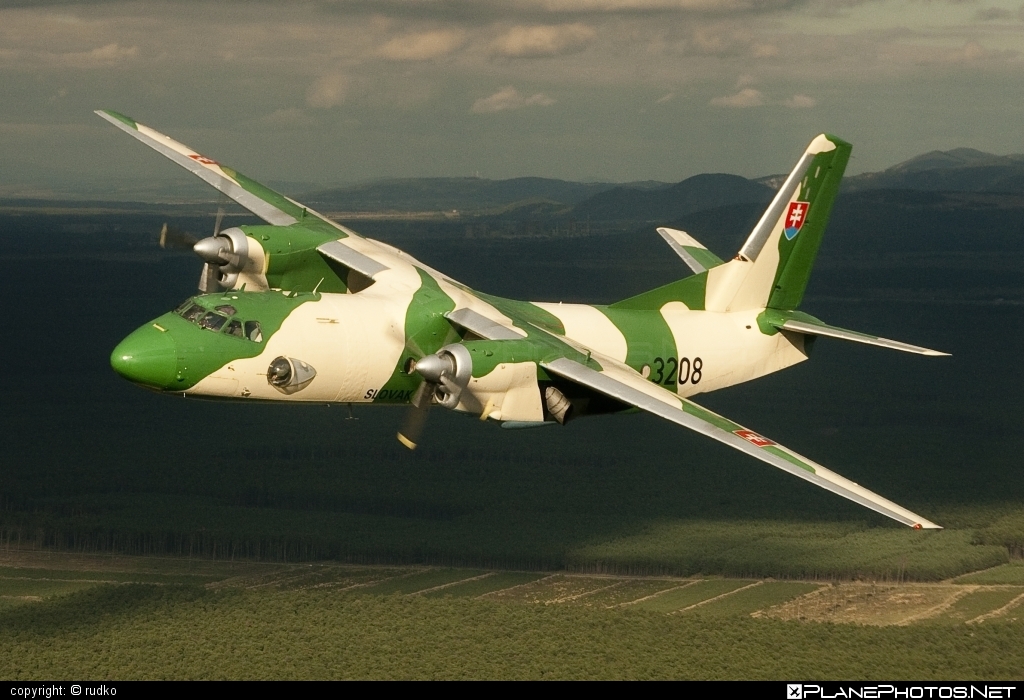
xmin=397 ymin=344 xmax=473 ymax=450
xmin=158 ymin=223 xmax=198 ymax=251
xmin=158 ymin=197 xmax=250 ymax=293
xmin=193 ymin=204 xmax=250 ymax=294
xmin=158 ymin=198 xmax=223 ymax=252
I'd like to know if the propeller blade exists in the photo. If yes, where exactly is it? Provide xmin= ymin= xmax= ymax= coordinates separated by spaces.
xmin=213 ymin=205 xmax=225 ymax=237
xmin=159 ymin=223 xmax=199 ymax=251
xmin=198 ymin=263 xmax=220 ymax=293
xmin=397 ymin=382 xmax=432 ymax=450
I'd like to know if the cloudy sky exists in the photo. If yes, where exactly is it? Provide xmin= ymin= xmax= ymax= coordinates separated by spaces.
xmin=4 ymin=0 xmax=1024 ymax=195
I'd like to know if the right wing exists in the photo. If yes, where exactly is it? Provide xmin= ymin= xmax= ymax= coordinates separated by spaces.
xmin=539 ymin=353 xmax=940 ymax=529
xmin=95 ymin=110 xmax=348 ymax=236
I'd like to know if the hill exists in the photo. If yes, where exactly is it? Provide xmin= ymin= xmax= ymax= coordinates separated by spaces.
xmin=303 ymin=177 xmax=667 ymax=213
xmin=569 ymin=173 xmax=773 ymax=222
xmin=846 ymin=148 xmax=1024 ymax=193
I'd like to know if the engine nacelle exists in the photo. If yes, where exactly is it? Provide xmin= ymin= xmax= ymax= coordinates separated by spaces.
xmin=413 ymin=344 xmax=472 ymax=410
xmin=194 ymin=227 xmax=266 ymax=292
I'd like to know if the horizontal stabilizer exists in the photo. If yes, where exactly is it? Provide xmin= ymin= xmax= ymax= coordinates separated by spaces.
xmin=766 ymin=310 xmax=949 ymax=356
xmin=656 ymin=227 xmax=724 ymax=274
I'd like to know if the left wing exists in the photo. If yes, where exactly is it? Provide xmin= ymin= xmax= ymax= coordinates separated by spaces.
xmin=95 ymin=110 xmax=346 ymax=236
xmin=539 ymin=353 xmax=940 ymax=530
xmin=446 ymin=306 xmax=941 ymax=528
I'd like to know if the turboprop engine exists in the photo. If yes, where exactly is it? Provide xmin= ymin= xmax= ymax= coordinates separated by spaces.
xmin=193 ymin=227 xmax=251 ymax=293
xmin=409 ymin=344 xmax=473 ymax=410
xmin=396 ymin=338 xmax=585 ymax=448
xmin=398 ymin=344 xmax=473 ymax=449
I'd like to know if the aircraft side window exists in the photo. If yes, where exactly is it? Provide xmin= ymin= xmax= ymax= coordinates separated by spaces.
xmin=225 ymin=319 xmax=244 ymax=338
xmin=199 ymin=312 xmax=227 ymax=331
xmin=244 ymin=321 xmax=263 ymax=343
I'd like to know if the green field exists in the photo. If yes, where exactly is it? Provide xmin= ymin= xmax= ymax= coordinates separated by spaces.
xmin=424 ymin=571 xmax=546 ymax=598
xmin=955 ymin=562 xmax=1024 ymax=585
xmin=688 ymin=581 xmax=822 ymax=616
xmin=935 ymin=588 xmax=1024 ymax=624
xmin=630 ymin=579 xmax=750 ymax=612
xmin=361 ymin=568 xmax=487 ymax=595
xmin=0 ymin=555 xmax=1021 ymax=680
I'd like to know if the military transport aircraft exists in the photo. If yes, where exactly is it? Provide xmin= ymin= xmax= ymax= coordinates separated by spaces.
xmin=99 ymin=110 xmax=948 ymax=530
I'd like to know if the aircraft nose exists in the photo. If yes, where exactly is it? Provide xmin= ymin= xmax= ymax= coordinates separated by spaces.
xmin=110 ymin=323 xmax=178 ymax=389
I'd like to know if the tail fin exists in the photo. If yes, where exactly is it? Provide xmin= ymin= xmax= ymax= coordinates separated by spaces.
xmin=704 ymin=134 xmax=851 ymax=312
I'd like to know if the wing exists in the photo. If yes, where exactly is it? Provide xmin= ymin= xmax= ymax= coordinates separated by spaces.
xmin=95 ymin=110 xmax=347 ymax=236
xmin=446 ymin=302 xmax=940 ymax=528
xmin=534 ymin=348 xmax=939 ymax=529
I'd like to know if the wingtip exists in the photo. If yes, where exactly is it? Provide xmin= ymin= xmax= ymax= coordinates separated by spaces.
xmin=95 ymin=110 xmax=138 ymax=129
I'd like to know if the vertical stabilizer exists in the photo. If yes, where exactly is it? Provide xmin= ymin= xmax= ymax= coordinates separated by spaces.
xmin=704 ymin=134 xmax=852 ymax=312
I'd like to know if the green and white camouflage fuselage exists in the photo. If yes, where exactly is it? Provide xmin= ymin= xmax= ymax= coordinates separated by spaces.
xmin=101 ymin=110 xmax=949 ymax=529
xmin=123 ymin=274 xmax=809 ymax=419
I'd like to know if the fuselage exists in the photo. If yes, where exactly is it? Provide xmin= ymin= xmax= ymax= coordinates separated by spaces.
xmin=111 ymin=270 xmax=809 ymax=423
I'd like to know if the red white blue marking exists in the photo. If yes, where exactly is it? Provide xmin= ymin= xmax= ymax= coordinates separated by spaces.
xmin=784 ymin=201 xmax=809 ymax=240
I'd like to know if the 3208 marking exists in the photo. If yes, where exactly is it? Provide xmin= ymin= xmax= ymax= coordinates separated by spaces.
xmin=651 ymin=357 xmax=702 ymax=385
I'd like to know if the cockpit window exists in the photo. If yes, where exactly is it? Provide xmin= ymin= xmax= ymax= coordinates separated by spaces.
xmin=178 ymin=303 xmax=205 ymax=323
xmin=244 ymin=321 xmax=263 ymax=343
xmin=199 ymin=312 xmax=227 ymax=331
xmin=175 ymin=299 xmax=262 ymax=342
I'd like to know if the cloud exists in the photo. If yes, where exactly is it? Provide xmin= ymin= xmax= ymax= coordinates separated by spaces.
xmin=494 ymin=0 xmax=797 ymax=13
xmin=377 ymin=29 xmax=465 ymax=60
xmin=752 ymin=42 xmax=779 ymax=57
xmin=710 ymin=87 xmax=764 ymax=107
xmin=524 ymin=0 xmax=786 ymax=9
xmin=306 ymin=73 xmax=349 ymax=108
xmin=471 ymin=86 xmax=556 ymax=113
xmin=69 ymin=42 xmax=137 ymax=67
xmin=489 ymin=23 xmax=597 ymax=57
xmin=261 ymin=107 xmax=314 ymax=127
xmin=782 ymin=93 xmax=816 ymax=108
xmin=655 ymin=91 xmax=676 ymax=103
xmin=975 ymin=7 xmax=1012 ymax=21
xmin=945 ymin=40 xmax=1018 ymax=63
xmin=0 ymin=42 xmax=140 ymax=70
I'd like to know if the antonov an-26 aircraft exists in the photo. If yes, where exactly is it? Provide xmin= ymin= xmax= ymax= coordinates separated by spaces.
xmin=99 ymin=110 xmax=948 ymax=530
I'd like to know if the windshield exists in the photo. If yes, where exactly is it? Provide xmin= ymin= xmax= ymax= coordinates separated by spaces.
xmin=175 ymin=300 xmax=262 ymax=342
